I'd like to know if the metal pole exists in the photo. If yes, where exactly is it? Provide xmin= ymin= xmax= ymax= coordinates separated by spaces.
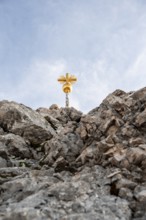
xmin=66 ymin=93 xmax=69 ymax=108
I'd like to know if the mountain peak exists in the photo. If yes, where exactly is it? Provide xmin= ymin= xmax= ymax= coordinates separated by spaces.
xmin=0 ymin=87 xmax=146 ymax=219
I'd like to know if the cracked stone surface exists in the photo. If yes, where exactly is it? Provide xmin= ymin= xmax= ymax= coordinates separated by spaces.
xmin=0 ymin=87 xmax=146 ymax=219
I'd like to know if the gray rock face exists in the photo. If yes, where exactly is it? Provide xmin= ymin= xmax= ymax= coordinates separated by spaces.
xmin=0 ymin=87 xmax=146 ymax=219
xmin=0 ymin=101 xmax=55 ymax=146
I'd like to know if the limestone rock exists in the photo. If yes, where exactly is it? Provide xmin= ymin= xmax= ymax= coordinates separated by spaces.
xmin=0 ymin=87 xmax=146 ymax=219
xmin=0 ymin=133 xmax=32 ymax=159
xmin=0 ymin=101 xmax=55 ymax=146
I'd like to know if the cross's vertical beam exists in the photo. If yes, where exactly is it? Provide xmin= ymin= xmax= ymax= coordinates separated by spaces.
xmin=66 ymin=93 xmax=69 ymax=108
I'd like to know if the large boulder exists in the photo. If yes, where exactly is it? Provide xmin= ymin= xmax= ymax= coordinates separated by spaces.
xmin=0 ymin=101 xmax=55 ymax=146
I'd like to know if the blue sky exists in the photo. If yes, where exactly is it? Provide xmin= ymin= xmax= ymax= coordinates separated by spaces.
xmin=0 ymin=0 xmax=146 ymax=112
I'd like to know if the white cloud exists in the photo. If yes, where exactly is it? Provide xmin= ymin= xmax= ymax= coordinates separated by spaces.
xmin=0 ymin=59 xmax=66 ymax=108
xmin=124 ymin=47 xmax=146 ymax=90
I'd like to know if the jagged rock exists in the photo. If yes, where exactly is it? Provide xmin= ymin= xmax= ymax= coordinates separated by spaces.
xmin=0 ymin=101 xmax=55 ymax=146
xmin=135 ymin=109 xmax=146 ymax=129
xmin=0 ymin=165 xmax=131 ymax=220
xmin=0 ymin=133 xmax=32 ymax=159
xmin=41 ymin=131 xmax=84 ymax=169
xmin=0 ymin=87 xmax=146 ymax=219
xmin=0 ymin=157 xmax=7 ymax=168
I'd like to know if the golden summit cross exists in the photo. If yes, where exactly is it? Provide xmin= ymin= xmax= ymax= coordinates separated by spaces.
xmin=58 ymin=73 xmax=77 ymax=107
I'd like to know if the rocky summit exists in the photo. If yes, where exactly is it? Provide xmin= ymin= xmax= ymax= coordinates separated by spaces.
xmin=0 ymin=88 xmax=146 ymax=220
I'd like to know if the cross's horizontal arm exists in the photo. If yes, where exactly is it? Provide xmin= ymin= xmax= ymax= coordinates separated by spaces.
xmin=69 ymin=76 xmax=77 ymax=83
xmin=58 ymin=76 xmax=66 ymax=83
